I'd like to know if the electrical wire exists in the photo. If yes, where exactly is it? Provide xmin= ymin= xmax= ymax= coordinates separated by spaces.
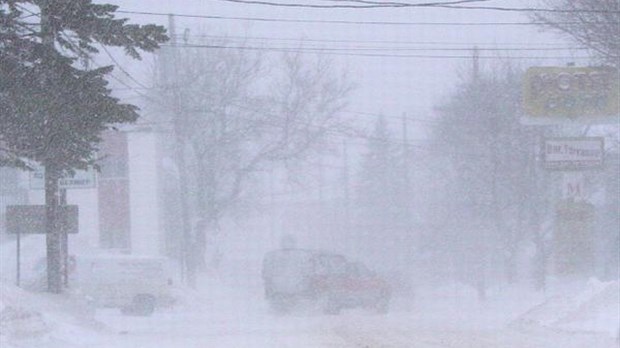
xmin=100 ymin=45 xmax=153 ymax=91
xmin=171 ymin=33 xmax=581 ymax=47
xmin=159 ymin=42 xmax=595 ymax=60
xmin=170 ymin=34 xmax=587 ymax=51
xmin=117 ymin=9 xmax=617 ymax=26
xmin=214 ymin=0 xmax=619 ymax=13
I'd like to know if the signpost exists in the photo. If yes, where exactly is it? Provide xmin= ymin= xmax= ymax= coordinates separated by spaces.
xmin=543 ymin=137 xmax=604 ymax=171
xmin=6 ymin=205 xmax=78 ymax=286
xmin=554 ymin=200 xmax=595 ymax=275
xmin=25 ymin=164 xmax=93 ymax=290
xmin=522 ymin=66 xmax=616 ymax=277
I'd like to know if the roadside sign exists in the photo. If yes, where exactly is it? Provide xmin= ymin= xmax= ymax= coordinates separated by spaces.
xmin=523 ymin=66 xmax=619 ymax=122
xmin=562 ymin=172 xmax=586 ymax=200
xmin=7 ymin=205 xmax=78 ymax=287
xmin=543 ymin=137 xmax=604 ymax=171
xmin=6 ymin=205 xmax=79 ymax=234
xmin=29 ymin=165 xmax=96 ymax=190
xmin=554 ymin=200 xmax=595 ymax=275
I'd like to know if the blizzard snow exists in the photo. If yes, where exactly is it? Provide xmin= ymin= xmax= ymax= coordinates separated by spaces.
xmin=2 ymin=249 xmax=618 ymax=348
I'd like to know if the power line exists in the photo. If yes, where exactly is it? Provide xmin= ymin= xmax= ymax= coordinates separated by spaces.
xmin=159 ymin=42 xmax=595 ymax=60
xmin=99 ymin=45 xmax=153 ymax=91
xmin=104 ymin=75 xmax=494 ymax=161
xmin=216 ymin=0 xmax=500 ymax=9
xmin=342 ymin=110 xmax=441 ymax=126
xmin=323 ymin=0 xmax=491 ymax=6
xmin=130 ymin=111 xmax=489 ymax=160
xmin=171 ymin=35 xmax=588 ymax=51
xmin=214 ymin=0 xmax=619 ymax=13
xmin=172 ymin=33 xmax=580 ymax=47
xmin=117 ymin=9 xmax=616 ymax=26
xmin=10 ymin=5 xmax=475 ymax=160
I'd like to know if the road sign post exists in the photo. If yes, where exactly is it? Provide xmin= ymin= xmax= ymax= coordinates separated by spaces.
xmin=6 ymin=205 xmax=79 ymax=287
xmin=522 ymin=66 xmax=616 ymax=277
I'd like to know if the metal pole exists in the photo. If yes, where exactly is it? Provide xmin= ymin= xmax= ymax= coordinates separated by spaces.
xmin=60 ymin=189 xmax=68 ymax=287
xmin=16 ymin=228 xmax=20 ymax=287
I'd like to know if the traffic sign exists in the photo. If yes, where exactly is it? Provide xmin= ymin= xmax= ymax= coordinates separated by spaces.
xmin=6 ymin=205 xmax=79 ymax=234
xmin=29 ymin=165 xmax=96 ymax=190
xmin=543 ymin=137 xmax=604 ymax=171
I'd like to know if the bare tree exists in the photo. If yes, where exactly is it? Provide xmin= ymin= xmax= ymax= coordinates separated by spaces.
xmin=153 ymin=37 xmax=353 ymax=270
xmin=429 ymin=63 xmax=549 ymax=296
xmin=533 ymin=0 xmax=620 ymax=67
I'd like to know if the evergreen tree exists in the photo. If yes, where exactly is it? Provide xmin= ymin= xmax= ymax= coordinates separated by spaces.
xmin=355 ymin=116 xmax=409 ymax=268
xmin=1 ymin=1 xmax=167 ymax=170
xmin=0 ymin=1 xmax=167 ymax=292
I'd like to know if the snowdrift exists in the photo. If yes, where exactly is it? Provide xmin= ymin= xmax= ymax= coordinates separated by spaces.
xmin=0 ymin=282 xmax=108 ymax=348
xmin=512 ymin=279 xmax=620 ymax=338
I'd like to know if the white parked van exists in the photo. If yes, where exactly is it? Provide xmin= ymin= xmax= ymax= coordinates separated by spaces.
xmin=75 ymin=254 xmax=174 ymax=316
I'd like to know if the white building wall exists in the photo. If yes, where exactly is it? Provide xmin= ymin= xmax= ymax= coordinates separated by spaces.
xmin=128 ymin=130 xmax=161 ymax=256
xmin=26 ymin=177 xmax=100 ymax=252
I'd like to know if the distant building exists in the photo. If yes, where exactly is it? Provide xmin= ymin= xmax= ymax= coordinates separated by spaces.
xmin=0 ymin=130 xmax=166 ymax=258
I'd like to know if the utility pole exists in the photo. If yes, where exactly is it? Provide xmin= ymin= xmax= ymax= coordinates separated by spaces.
xmin=168 ymin=14 xmax=196 ymax=287
xmin=317 ymin=156 xmax=326 ymax=248
xmin=41 ymin=1 xmax=62 ymax=294
xmin=472 ymin=46 xmax=480 ymax=82
xmin=472 ymin=46 xmax=486 ymax=301
xmin=269 ymin=169 xmax=276 ymax=243
xmin=401 ymin=112 xmax=411 ymax=212
xmin=401 ymin=113 xmax=414 ymax=269
xmin=342 ymin=141 xmax=350 ymax=234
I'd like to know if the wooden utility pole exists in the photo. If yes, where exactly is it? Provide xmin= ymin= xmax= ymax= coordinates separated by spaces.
xmin=342 ymin=141 xmax=350 ymax=233
xmin=472 ymin=46 xmax=480 ymax=82
xmin=168 ymin=14 xmax=196 ymax=287
xmin=472 ymin=46 xmax=486 ymax=301
xmin=401 ymin=112 xmax=411 ymax=211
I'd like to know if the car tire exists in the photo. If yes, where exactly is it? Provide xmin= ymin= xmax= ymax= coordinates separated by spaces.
xmin=122 ymin=294 xmax=156 ymax=316
xmin=322 ymin=296 xmax=341 ymax=315
xmin=373 ymin=295 xmax=389 ymax=314
xmin=270 ymin=296 xmax=294 ymax=314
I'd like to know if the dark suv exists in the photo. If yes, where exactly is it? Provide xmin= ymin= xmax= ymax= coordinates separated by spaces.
xmin=262 ymin=249 xmax=390 ymax=314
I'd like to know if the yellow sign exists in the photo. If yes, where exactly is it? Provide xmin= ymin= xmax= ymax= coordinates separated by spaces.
xmin=523 ymin=66 xmax=619 ymax=118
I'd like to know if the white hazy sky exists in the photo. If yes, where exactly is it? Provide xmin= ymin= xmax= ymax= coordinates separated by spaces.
xmin=104 ymin=0 xmax=584 ymax=133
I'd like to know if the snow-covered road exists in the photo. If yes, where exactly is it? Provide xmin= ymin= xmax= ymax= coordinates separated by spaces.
xmin=2 ymin=242 xmax=618 ymax=348
xmin=2 ymin=278 xmax=618 ymax=348
xmin=86 ymin=279 xmax=617 ymax=348
xmin=92 ymin=309 xmax=617 ymax=348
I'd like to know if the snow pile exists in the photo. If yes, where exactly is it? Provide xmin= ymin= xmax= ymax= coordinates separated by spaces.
xmin=0 ymin=283 xmax=50 ymax=340
xmin=0 ymin=282 xmax=110 ymax=348
xmin=554 ymin=280 xmax=619 ymax=336
xmin=512 ymin=279 xmax=620 ymax=337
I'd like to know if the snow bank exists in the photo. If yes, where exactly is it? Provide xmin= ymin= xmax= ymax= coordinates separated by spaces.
xmin=512 ymin=279 xmax=620 ymax=337
xmin=0 ymin=281 xmax=109 ymax=348
xmin=1 ymin=283 xmax=52 ymax=340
